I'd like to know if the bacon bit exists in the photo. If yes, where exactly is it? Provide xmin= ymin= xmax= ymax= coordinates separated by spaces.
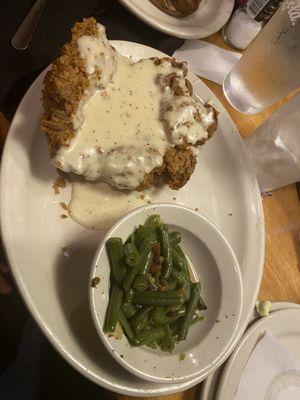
xmin=153 ymin=243 xmax=161 ymax=258
xmin=61 ymin=246 xmax=69 ymax=257
xmin=173 ymin=197 xmax=176 ymax=201
xmin=53 ymin=177 xmax=67 ymax=195
xmin=140 ymin=194 xmax=145 ymax=200
xmin=59 ymin=202 xmax=68 ymax=211
xmin=91 ymin=277 xmax=100 ymax=288
xmin=167 ymin=310 xmax=177 ymax=317
xmin=96 ymin=146 xmax=104 ymax=154
xmin=60 ymin=214 xmax=68 ymax=219
xmin=150 ymin=263 xmax=162 ymax=274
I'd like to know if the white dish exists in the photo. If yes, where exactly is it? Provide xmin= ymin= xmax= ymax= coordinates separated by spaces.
xmin=0 ymin=41 xmax=264 ymax=396
xmin=119 ymin=0 xmax=234 ymax=39
xmin=217 ymin=308 xmax=300 ymax=399
xmin=199 ymin=301 xmax=300 ymax=400
xmin=90 ymin=203 xmax=243 ymax=383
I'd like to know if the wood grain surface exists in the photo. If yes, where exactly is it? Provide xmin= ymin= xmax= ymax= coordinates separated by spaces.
xmin=1 ymin=31 xmax=299 ymax=400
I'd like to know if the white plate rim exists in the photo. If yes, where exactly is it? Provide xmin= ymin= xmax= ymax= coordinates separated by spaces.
xmin=0 ymin=40 xmax=264 ymax=396
xmin=118 ymin=0 xmax=234 ymax=39
xmin=199 ymin=301 xmax=300 ymax=400
xmin=90 ymin=202 xmax=243 ymax=383
xmin=216 ymin=306 xmax=300 ymax=399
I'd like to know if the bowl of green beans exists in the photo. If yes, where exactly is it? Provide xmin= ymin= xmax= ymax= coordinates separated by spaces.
xmin=90 ymin=203 xmax=243 ymax=383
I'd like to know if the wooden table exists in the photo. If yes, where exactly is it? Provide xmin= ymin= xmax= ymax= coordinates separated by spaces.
xmin=1 ymin=32 xmax=299 ymax=400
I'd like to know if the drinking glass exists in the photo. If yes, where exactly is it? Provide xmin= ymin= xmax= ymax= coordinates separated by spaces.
xmin=223 ymin=0 xmax=300 ymax=114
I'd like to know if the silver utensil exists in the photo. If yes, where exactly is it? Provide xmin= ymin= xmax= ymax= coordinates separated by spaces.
xmin=11 ymin=0 xmax=48 ymax=50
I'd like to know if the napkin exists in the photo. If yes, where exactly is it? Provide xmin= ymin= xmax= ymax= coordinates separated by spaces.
xmin=173 ymin=40 xmax=242 ymax=85
xmin=235 ymin=332 xmax=300 ymax=400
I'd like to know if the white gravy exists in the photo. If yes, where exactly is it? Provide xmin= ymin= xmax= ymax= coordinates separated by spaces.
xmin=52 ymin=23 xmax=216 ymax=230
xmin=68 ymin=179 xmax=151 ymax=231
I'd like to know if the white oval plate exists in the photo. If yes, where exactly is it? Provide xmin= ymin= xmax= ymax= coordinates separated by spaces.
xmin=216 ymin=308 xmax=300 ymax=399
xmin=119 ymin=0 xmax=234 ymax=39
xmin=90 ymin=204 xmax=243 ymax=383
xmin=199 ymin=302 xmax=300 ymax=400
xmin=0 ymin=41 xmax=264 ymax=396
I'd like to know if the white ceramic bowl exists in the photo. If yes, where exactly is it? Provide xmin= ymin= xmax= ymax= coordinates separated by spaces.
xmin=89 ymin=203 xmax=243 ymax=383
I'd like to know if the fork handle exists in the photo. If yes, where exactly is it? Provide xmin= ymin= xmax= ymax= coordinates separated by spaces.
xmin=11 ymin=0 xmax=48 ymax=50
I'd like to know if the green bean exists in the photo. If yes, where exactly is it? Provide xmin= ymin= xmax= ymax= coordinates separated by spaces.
xmin=145 ymin=214 xmax=161 ymax=227
xmin=160 ymin=277 xmax=177 ymax=291
xmin=133 ymin=274 xmax=148 ymax=292
xmin=122 ymin=303 xmax=137 ymax=319
xmin=170 ymin=312 xmax=202 ymax=337
xmin=130 ymin=306 xmax=153 ymax=335
xmin=125 ymin=232 xmax=135 ymax=245
xmin=146 ymin=341 xmax=158 ymax=349
xmin=157 ymin=225 xmax=173 ymax=279
xmin=124 ymin=241 xmax=140 ymax=267
xmin=124 ymin=288 xmax=134 ymax=303
xmin=170 ymin=319 xmax=181 ymax=337
xmin=123 ymin=266 xmax=140 ymax=292
xmin=172 ymin=246 xmax=189 ymax=279
xmin=160 ymin=325 xmax=175 ymax=352
xmin=178 ymin=282 xmax=201 ymax=341
xmin=162 ymin=307 xmax=186 ymax=326
xmin=133 ymin=289 xmax=185 ymax=306
xmin=135 ymin=225 xmax=157 ymax=248
xmin=106 ymin=238 xmax=126 ymax=285
xmin=133 ymin=326 xmax=165 ymax=346
xmin=169 ymin=231 xmax=182 ymax=246
xmin=104 ymin=283 xmax=123 ymax=333
xmin=123 ymin=238 xmax=143 ymax=292
xmin=140 ymin=251 xmax=154 ymax=275
xmin=137 ymin=236 xmax=156 ymax=275
xmin=171 ymin=269 xmax=191 ymax=301
xmin=119 ymin=311 xmax=134 ymax=342
xmin=149 ymin=306 xmax=165 ymax=326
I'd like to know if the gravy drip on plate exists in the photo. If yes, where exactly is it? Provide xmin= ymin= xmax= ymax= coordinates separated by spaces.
xmin=68 ymin=179 xmax=150 ymax=231
xmin=52 ymin=24 xmax=214 ymax=190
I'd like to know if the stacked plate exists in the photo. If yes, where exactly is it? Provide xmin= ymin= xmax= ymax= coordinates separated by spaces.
xmin=200 ymin=302 xmax=300 ymax=400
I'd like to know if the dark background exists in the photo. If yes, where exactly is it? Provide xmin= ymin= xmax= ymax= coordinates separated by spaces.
xmin=0 ymin=0 xmax=183 ymax=120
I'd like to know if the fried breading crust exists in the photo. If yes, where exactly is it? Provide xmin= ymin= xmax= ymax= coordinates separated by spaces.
xmin=40 ymin=18 xmax=98 ymax=157
xmin=40 ymin=18 xmax=218 ymax=190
